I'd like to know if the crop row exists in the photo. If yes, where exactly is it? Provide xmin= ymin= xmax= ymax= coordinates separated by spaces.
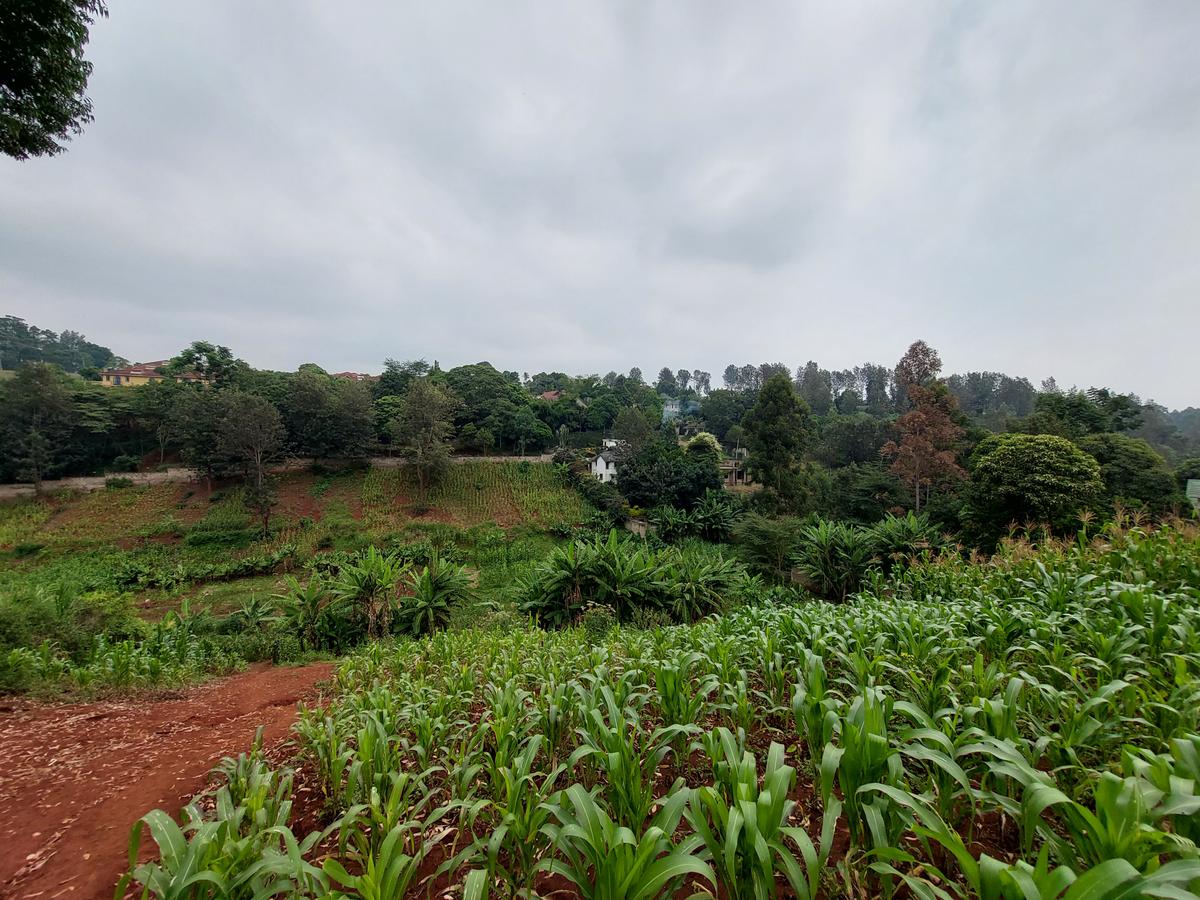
xmin=122 ymin=524 xmax=1200 ymax=898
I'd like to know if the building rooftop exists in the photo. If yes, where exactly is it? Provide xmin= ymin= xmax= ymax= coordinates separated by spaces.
xmin=98 ymin=360 xmax=204 ymax=380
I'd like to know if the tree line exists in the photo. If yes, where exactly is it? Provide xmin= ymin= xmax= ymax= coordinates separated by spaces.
xmin=1 ymin=324 xmax=1198 ymax=546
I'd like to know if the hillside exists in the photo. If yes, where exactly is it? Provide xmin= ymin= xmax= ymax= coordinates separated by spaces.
xmin=0 ymin=461 xmax=590 ymax=604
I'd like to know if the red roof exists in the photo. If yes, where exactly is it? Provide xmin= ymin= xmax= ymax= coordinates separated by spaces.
xmin=333 ymin=371 xmax=379 ymax=382
xmin=539 ymin=390 xmax=563 ymax=401
xmin=99 ymin=360 xmax=204 ymax=380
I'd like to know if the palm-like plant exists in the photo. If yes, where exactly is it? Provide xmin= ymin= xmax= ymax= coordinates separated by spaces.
xmin=274 ymin=575 xmax=329 ymax=651
xmin=332 ymin=547 xmax=409 ymax=639
xmin=396 ymin=554 xmax=472 ymax=636
xmin=794 ymin=519 xmax=877 ymax=602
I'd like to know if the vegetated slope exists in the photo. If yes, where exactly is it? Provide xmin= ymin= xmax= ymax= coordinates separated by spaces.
xmin=0 ymin=661 xmax=333 ymax=899
xmin=123 ymin=523 xmax=1200 ymax=898
xmin=0 ymin=462 xmax=588 ymax=595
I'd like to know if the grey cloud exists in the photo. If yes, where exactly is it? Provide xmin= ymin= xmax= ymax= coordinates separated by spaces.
xmin=1 ymin=1 xmax=1198 ymax=405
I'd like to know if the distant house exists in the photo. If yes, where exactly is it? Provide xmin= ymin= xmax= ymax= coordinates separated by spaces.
xmin=1188 ymin=479 xmax=1200 ymax=513
xmin=333 ymin=371 xmax=379 ymax=383
xmin=97 ymin=360 xmax=206 ymax=388
xmin=660 ymin=396 xmax=702 ymax=423
xmin=539 ymin=390 xmax=564 ymax=402
xmin=591 ymin=451 xmax=619 ymax=484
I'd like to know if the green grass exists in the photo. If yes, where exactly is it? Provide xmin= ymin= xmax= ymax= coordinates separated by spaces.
xmin=0 ymin=498 xmax=52 ymax=547
xmin=424 ymin=461 xmax=588 ymax=527
xmin=0 ymin=462 xmax=591 ymax=624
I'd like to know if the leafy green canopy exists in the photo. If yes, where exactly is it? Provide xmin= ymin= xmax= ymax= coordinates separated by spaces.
xmin=0 ymin=1 xmax=107 ymax=159
xmin=967 ymin=433 xmax=1104 ymax=541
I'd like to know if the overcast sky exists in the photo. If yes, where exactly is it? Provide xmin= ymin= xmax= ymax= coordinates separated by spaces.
xmin=2 ymin=2 xmax=1198 ymax=407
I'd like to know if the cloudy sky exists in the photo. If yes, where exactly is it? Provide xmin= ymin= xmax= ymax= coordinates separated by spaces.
xmin=2 ymin=2 xmax=1198 ymax=407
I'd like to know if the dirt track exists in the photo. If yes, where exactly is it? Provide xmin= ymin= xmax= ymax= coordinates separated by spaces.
xmin=0 ymin=662 xmax=334 ymax=899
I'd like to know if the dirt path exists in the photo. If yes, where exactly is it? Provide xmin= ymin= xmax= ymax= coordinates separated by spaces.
xmin=0 ymin=662 xmax=334 ymax=899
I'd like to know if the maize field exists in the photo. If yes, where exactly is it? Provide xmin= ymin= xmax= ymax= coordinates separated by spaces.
xmin=124 ymin=523 xmax=1200 ymax=898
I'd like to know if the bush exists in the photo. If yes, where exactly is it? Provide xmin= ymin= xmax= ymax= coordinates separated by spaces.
xmin=108 ymin=455 xmax=140 ymax=473
xmin=104 ymin=476 xmax=134 ymax=489
xmin=794 ymin=520 xmax=876 ymax=603
xmin=0 ymin=588 xmax=146 ymax=659
xmin=579 ymin=603 xmax=618 ymax=643
xmin=733 ymin=513 xmax=806 ymax=582
xmin=183 ymin=522 xmax=257 ymax=549
xmin=518 ymin=530 xmax=752 ymax=627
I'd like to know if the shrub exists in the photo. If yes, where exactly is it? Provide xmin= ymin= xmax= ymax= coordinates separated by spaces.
xmin=794 ymin=519 xmax=876 ymax=602
xmin=395 ymin=555 xmax=473 ymax=637
xmin=518 ymin=530 xmax=751 ymax=627
xmin=733 ymin=513 xmax=806 ymax=582
xmin=579 ymin=602 xmax=617 ymax=643
xmin=108 ymin=455 xmax=140 ymax=473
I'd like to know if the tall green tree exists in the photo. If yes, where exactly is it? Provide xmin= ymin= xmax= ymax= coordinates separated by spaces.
xmin=742 ymin=373 xmax=811 ymax=505
xmin=1 ymin=0 xmax=107 ymax=159
xmin=389 ymin=378 xmax=461 ymax=492
xmin=966 ymin=433 xmax=1104 ymax=543
xmin=218 ymin=393 xmax=286 ymax=492
xmin=1076 ymin=433 xmax=1179 ymax=514
xmin=655 ymin=367 xmax=678 ymax=396
xmin=374 ymin=358 xmax=429 ymax=399
xmin=0 ymin=316 xmax=115 ymax=372
xmin=795 ymin=361 xmax=833 ymax=415
xmin=0 ymin=363 xmax=75 ymax=488
xmin=612 ymin=407 xmax=655 ymax=451
xmin=280 ymin=368 xmax=374 ymax=458
xmin=166 ymin=341 xmax=242 ymax=387
xmin=219 ymin=393 xmax=285 ymax=532
xmin=132 ymin=378 xmax=186 ymax=464
xmin=699 ymin=389 xmax=753 ymax=441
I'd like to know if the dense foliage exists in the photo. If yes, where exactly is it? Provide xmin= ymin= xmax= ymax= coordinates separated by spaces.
xmin=123 ymin=524 xmax=1200 ymax=898
xmin=1 ymin=326 xmax=1196 ymax=553
xmin=0 ymin=1 xmax=107 ymax=159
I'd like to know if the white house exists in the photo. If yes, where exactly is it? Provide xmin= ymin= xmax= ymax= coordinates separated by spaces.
xmin=591 ymin=452 xmax=619 ymax=483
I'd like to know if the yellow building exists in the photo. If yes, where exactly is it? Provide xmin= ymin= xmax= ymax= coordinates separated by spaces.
xmin=97 ymin=360 xmax=207 ymax=387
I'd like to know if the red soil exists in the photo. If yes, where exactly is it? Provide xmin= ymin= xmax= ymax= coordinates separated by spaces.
xmin=0 ymin=662 xmax=334 ymax=899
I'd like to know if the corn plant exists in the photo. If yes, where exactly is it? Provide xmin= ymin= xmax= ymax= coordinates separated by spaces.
xmin=324 ymin=821 xmax=433 ymax=900
xmin=821 ymin=688 xmax=904 ymax=848
xmin=570 ymin=685 xmax=688 ymax=828
xmin=538 ymin=783 xmax=714 ymax=900
xmin=792 ymin=650 xmax=839 ymax=776
xmin=686 ymin=739 xmax=838 ymax=900
xmin=452 ymin=735 xmax=563 ymax=898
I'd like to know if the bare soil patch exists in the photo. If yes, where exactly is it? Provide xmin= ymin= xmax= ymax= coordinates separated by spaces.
xmin=0 ymin=662 xmax=333 ymax=899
